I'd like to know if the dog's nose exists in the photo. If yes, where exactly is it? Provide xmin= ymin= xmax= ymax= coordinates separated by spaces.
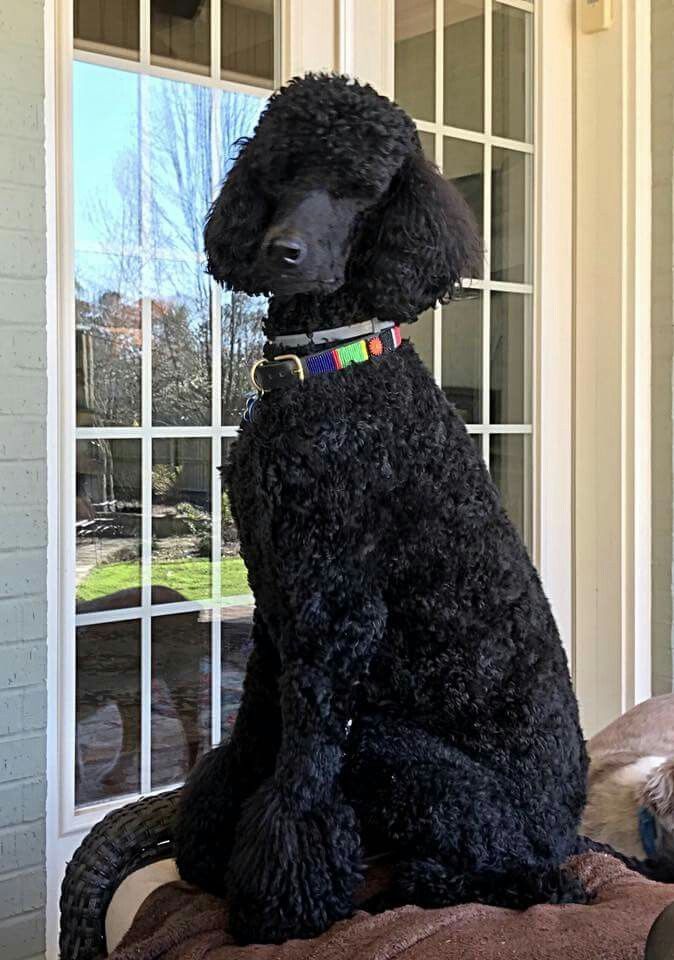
xmin=266 ymin=235 xmax=307 ymax=268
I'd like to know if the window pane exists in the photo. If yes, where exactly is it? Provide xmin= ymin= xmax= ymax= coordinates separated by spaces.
xmin=491 ymin=147 xmax=532 ymax=283
xmin=444 ymin=0 xmax=484 ymax=132
xmin=75 ymin=252 xmax=142 ymax=427
xmin=395 ymin=0 xmax=435 ymax=123
xmin=418 ymin=131 xmax=435 ymax=163
xmin=151 ymin=612 xmax=211 ymax=788
xmin=152 ymin=438 xmax=212 ymax=602
xmin=402 ymin=309 xmax=434 ymax=373
xmin=493 ymin=3 xmax=533 ymax=143
xmin=221 ymin=0 xmax=275 ymax=85
xmin=151 ymin=260 xmax=212 ymax=426
xmin=442 ymin=292 xmax=482 ymax=423
xmin=221 ymin=438 xmax=249 ymax=595
xmin=76 ymin=619 xmax=140 ymax=805
xmin=220 ymin=605 xmax=254 ymax=737
xmin=76 ymin=439 xmax=142 ymax=613
xmin=490 ymin=292 xmax=532 ymax=424
xmin=74 ymin=0 xmax=139 ymax=59
xmin=490 ymin=433 xmax=532 ymax=547
xmin=151 ymin=0 xmax=211 ymax=75
xmin=443 ymin=137 xmax=484 ymax=277
xmin=222 ymin=292 xmax=266 ymax=425
xmin=147 ymin=76 xmax=213 ymax=260
xmin=74 ymin=62 xmax=141 ymax=253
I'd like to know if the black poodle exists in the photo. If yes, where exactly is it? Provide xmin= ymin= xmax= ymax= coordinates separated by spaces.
xmin=175 ymin=73 xmax=589 ymax=945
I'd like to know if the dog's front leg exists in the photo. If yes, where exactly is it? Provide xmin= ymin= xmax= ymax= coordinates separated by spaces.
xmin=227 ymin=582 xmax=386 ymax=945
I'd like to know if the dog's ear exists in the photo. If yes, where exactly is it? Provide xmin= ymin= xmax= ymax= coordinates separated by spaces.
xmin=204 ymin=141 xmax=270 ymax=294
xmin=641 ymin=757 xmax=674 ymax=830
xmin=353 ymin=151 xmax=482 ymax=321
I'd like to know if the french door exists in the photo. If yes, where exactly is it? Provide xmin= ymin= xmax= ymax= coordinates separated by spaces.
xmin=395 ymin=0 xmax=535 ymax=548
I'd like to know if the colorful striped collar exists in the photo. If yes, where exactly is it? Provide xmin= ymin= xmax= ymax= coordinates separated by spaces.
xmin=250 ymin=325 xmax=402 ymax=395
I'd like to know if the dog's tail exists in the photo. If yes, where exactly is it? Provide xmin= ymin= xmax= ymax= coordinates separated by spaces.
xmin=575 ymin=835 xmax=674 ymax=882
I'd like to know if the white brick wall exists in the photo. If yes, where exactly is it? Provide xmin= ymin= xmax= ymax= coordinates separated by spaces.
xmin=0 ymin=0 xmax=47 ymax=957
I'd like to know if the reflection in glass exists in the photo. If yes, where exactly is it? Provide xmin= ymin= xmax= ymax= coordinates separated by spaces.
xmin=151 ymin=0 xmax=211 ymax=75
xmin=443 ymin=137 xmax=484 ymax=277
xmin=442 ymin=291 xmax=482 ymax=423
xmin=219 ymin=89 xmax=267 ymax=179
xmin=490 ymin=433 xmax=532 ymax=547
xmin=220 ymin=439 xmax=249 ymax=601
xmin=490 ymin=293 xmax=532 ymax=424
xmin=222 ymin=292 xmax=266 ymax=425
xmin=147 ymin=76 xmax=213 ymax=260
xmin=419 ymin=131 xmax=435 ymax=163
xmin=403 ymin=309 xmax=434 ymax=374
xmin=395 ymin=0 xmax=435 ymax=123
xmin=491 ymin=147 xmax=532 ymax=283
xmin=75 ymin=253 xmax=142 ymax=427
xmin=151 ymin=612 xmax=211 ymax=788
xmin=222 ymin=0 xmax=275 ymax=85
xmin=152 ymin=439 xmax=212 ymax=602
xmin=74 ymin=62 xmax=141 ymax=253
xmin=76 ymin=439 xmax=142 ymax=613
xmin=76 ymin=620 xmax=140 ymax=806
xmin=221 ymin=605 xmax=254 ymax=738
xmin=444 ymin=0 xmax=484 ymax=132
xmin=74 ymin=0 xmax=139 ymax=59
xmin=493 ymin=3 xmax=533 ymax=143
xmin=151 ymin=260 xmax=212 ymax=426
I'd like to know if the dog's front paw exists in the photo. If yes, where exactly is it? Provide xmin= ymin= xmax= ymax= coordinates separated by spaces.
xmin=227 ymin=778 xmax=362 ymax=944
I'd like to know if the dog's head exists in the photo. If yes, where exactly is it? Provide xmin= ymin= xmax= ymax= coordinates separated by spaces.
xmin=204 ymin=73 xmax=481 ymax=323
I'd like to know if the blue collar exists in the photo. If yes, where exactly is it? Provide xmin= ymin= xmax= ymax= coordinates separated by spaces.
xmin=639 ymin=806 xmax=658 ymax=859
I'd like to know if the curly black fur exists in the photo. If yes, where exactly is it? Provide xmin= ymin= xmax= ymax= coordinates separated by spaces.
xmin=175 ymin=74 xmax=589 ymax=945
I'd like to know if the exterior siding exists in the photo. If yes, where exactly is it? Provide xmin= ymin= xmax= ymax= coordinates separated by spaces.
xmin=0 ymin=2 xmax=48 ymax=958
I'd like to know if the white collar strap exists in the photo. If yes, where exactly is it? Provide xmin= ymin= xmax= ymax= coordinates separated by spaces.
xmin=271 ymin=318 xmax=395 ymax=348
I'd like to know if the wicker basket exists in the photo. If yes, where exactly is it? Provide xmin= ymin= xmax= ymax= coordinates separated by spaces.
xmin=59 ymin=789 xmax=181 ymax=960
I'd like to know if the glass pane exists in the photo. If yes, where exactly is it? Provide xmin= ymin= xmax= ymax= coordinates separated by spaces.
xmin=152 ymin=438 xmax=212 ymax=602
xmin=76 ymin=620 xmax=140 ymax=805
xmin=402 ymin=309 xmax=434 ymax=373
xmin=151 ymin=260 xmax=212 ymax=426
xmin=76 ymin=439 xmax=142 ymax=613
xmin=75 ymin=252 xmax=142 ymax=427
xmin=74 ymin=62 xmax=141 ymax=253
xmin=395 ymin=0 xmax=435 ymax=123
xmin=220 ymin=605 xmax=254 ymax=738
xmin=221 ymin=0 xmax=275 ymax=85
xmin=151 ymin=0 xmax=211 ymax=75
xmin=74 ymin=0 xmax=139 ymax=59
xmin=490 ymin=433 xmax=532 ymax=547
xmin=147 ymin=76 xmax=213 ymax=260
xmin=491 ymin=147 xmax=532 ymax=283
xmin=444 ymin=0 xmax=484 ymax=132
xmin=221 ymin=438 xmax=249 ymax=598
xmin=151 ymin=612 xmax=211 ymax=788
xmin=220 ymin=89 xmax=267 ymax=178
xmin=418 ymin=131 xmax=435 ymax=163
xmin=493 ymin=3 xmax=533 ymax=143
xmin=443 ymin=137 xmax=484 ymax=277
xmin=490 ymin=293 xmax=532 ymax=424
xmin=441 ymin=292 xmax=482 ymax=422
xmin=222 ymin=292 xmax=266 ymax=425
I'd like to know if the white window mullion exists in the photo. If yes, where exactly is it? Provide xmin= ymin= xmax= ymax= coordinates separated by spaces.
xmin=211 ymin=0 xmax=221 ymax=82
xmin=140 ymin=0 xmax=151 ymax=67
xmin=432 ymin=0 xmax=444 ymax=387
xmin=210 ymin=87 xmax=223 ymax=747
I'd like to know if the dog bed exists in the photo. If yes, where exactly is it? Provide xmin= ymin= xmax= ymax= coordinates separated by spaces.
xmin=106 ymin=853 xmax=674 ymax=960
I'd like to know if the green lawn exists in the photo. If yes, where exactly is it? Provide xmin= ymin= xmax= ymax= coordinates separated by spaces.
xmin=76 ymin=556 xmax=249 ymax=603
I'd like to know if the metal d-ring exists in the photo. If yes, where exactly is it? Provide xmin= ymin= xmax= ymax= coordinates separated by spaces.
xmin=250 ymin=358 xmax=268 ymax=393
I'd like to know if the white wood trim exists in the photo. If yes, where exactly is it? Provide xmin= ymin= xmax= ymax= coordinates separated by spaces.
xmin=534 ymin=0 xmax=574 ymax=659
xmin=574 ymin=0 xmax=652 ymax=735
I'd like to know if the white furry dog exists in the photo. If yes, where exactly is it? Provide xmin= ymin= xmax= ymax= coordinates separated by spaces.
xmin=583 ymin=694 xmax=674 ymax=875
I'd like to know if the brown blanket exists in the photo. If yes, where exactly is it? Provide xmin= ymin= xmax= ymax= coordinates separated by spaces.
xmin=108 ymin=853 xmax=674 ymax=960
